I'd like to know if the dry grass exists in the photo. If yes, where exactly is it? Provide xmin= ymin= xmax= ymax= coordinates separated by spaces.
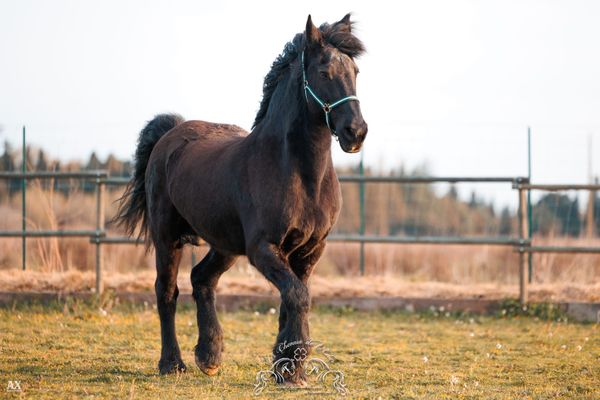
xmin=1 ymin=269 xmax=599 ymax=302
xmin=0 ymin=188 xmax=599 ymax=301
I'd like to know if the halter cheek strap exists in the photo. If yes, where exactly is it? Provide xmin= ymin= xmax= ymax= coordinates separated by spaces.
xmin=301 ymin=51 xmax=359 ymax=135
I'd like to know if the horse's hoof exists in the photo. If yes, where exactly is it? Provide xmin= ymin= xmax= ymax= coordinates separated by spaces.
xmin=158 ymin=359 xmax=187 ymax=375
xmin=200 ymin=365 xmax=220 ymax=376
xmin=195 ymin=354 xmax=220 ymax=376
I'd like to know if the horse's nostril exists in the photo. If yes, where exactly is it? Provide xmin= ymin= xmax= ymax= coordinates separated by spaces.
xmin=345 ymin=126 xmax=358 ymax=136
xmin=345 ymin=123 xmax=368 ymax=138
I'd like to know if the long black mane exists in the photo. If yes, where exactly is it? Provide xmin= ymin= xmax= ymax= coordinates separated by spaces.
xmin=252 ymin=18 xmax=365 ymax=130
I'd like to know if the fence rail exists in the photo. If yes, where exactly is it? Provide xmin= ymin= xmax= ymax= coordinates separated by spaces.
xmin=338 ymin=175 xmax=524 ymax=183
xmin=327 ymin=234 xmax=528 ymax=246
xmin=0 ymin=230 xmax=103 ymax=238
xmin=517 ymin=183 xmax=600 ymax=191
xmin=525 ymin=246 xmax=600 ymax=254
xmin=0 ymin=171 xmax=108 ymax=179
xmin=2 ymin=170 xmax=600 ymax=304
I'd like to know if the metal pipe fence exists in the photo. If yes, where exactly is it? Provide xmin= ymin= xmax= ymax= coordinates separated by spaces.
xmin=2 ymin=170 xmax=600 ymax=304
xmin=1 ymin=170 xmax=108 ymax=296
xmin=514 ymin=182 xmax=600 ymax=258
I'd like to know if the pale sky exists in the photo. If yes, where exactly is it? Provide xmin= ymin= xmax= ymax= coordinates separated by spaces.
xmin=1 ymin=0 xmax=600 ymax=206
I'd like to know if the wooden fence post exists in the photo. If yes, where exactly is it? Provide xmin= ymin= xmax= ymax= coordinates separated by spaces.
xmin=518 ymin=185 xmax=529 ymax=304
xmin=95 ymin=176 xmax=105 ymax=295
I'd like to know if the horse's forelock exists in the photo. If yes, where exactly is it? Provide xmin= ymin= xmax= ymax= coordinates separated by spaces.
xmin=319 ymin=19 xmax=365 ymax=58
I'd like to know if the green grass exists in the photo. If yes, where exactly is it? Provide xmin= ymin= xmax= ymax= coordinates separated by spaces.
xmin=1 ymin=301 xmax=598 ymax=399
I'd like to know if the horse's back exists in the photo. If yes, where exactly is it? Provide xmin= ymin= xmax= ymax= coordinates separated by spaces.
xmin=167 ymin=120 xmax=247 ymax=146
xmin=179 ymin=120 xmax=247 ymax=138
xmin=148 ymin=120 xmax=249 ymax=254
xmin=153 ymin=119 xmax=248 ymax=177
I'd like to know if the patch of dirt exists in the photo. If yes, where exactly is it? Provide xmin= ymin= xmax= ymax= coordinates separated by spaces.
xmin=0 ymin=269 xmax=598 ymax=302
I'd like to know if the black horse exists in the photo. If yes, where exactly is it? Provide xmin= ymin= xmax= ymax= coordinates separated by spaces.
xmin=114 ymin=14 xmax=367 ymax=383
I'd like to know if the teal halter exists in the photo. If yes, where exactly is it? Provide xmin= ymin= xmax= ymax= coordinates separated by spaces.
xmin=301 ymin=51 xmax=359 ymax=135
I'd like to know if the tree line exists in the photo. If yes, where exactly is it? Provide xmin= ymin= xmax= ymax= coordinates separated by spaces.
xmin=0 ymin=141 xmax=132 ymax=195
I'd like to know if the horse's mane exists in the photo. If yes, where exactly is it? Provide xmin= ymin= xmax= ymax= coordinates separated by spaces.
xmin=252 ymin=19 xmax=365 ymax=130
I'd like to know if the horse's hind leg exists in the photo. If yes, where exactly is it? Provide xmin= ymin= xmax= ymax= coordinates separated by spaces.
xmin=191 ymin=249 xmax=236 ymax=376
xmin=154 ymin=236 xmax=186 ymax=374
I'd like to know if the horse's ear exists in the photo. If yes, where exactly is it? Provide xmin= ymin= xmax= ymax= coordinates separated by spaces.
xmin=305 ymin=15 xmax=323 ymax=47
xmin=336 ymin=13 xmax=352 ymax=32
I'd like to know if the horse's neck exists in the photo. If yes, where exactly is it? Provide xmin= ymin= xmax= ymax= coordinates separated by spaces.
xmin=251 ymin=72 xmax=334 ymax=191
xmin=250 ymin=114 xmax=333 ymax=195
xmin=285 ymin=120 xmax=334 ymax=187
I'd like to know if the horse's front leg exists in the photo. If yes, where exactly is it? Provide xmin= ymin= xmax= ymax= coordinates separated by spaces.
xmin=191 ymin=249 xmax=236 ymax=376
xmin=280 ymin=241 xmax=325 ymax=338
xmin=249 ymin=242 xmax=311 ymax=384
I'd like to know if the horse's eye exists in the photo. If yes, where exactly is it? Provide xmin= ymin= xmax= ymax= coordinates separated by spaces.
xmin=319 ymin=71 xmax=330 ymax=80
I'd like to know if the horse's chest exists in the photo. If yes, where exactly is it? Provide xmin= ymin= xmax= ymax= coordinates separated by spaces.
xmin=297 ymin=204 xmax=331 ymax=233
xmin=257 ymin=171 xmax=341 ymax=250
xmin=285 ymin=186 xmax=340 ymax=238
xmin=280 ymin=206 xmax=331 ymax=256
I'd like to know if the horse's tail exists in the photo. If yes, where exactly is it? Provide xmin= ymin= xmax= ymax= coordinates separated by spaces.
xmin=113 ymin=113 xmax=185 ymax=241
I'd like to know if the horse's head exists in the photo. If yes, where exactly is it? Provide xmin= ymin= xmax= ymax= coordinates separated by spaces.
xmin=302 ymin=14 xmax=368 ymax=153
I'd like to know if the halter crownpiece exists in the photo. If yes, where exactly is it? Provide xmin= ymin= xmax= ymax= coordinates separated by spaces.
xmin=301 ymin=51 xmax=360 ymax=135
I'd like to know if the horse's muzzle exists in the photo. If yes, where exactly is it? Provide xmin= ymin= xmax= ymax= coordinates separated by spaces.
xmin=339 ymin=121 xmax=368 ymax=153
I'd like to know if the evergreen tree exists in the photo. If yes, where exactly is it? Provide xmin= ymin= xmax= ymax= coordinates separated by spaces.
xmin=533 ymin=194 xmax=581 ymax=237
xmin=36 ymin=149 xmax=48 ymax=171
xmin=499 ymin=207 xmax=513 ymax=235
xmin=86 ymin=152 xmax=102 ymax=170
xmin=468 ymin=191 xmax=478 ymax=208
xmin=0 ymin=141 xmax=19 ymax=194
xmin=447 ymin=184 xmax=458 ymax=200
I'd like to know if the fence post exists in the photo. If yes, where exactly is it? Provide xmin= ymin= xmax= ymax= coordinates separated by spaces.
xmin=358 ymin=152 xmax=366 ymax=275
xmin=95 ymin=175 xmax=105 ymax=294
xmin=21 ymin=126 xmax=26 ymax=271
xmin=518 ymin=182 xmax=529 ymax=304
xmin=527 ymin=126 xmax=533 ymax=282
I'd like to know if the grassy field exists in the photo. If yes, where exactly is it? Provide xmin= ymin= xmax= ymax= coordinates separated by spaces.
xmin=1 ymin=301 xmax=598 ymax=399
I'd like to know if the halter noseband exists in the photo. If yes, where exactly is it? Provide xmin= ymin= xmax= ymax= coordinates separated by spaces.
xmin=301 ymin=51 xmax=359 ymax=135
